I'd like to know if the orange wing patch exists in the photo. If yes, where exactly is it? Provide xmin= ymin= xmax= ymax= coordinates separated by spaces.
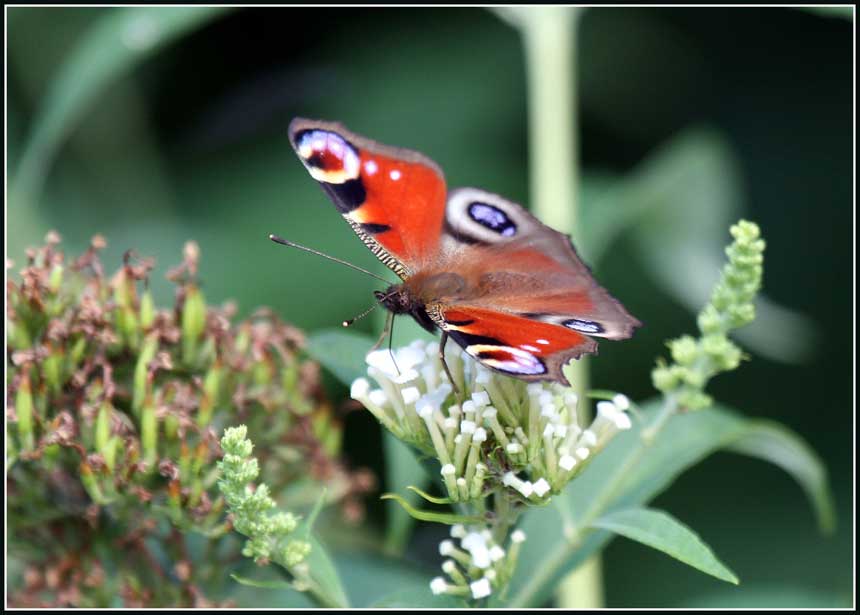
xmin=290 ymin=118 xmax=447 ymax=277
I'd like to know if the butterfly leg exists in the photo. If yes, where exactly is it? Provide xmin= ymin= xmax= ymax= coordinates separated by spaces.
xmin=370 ymin=311 xmax=394 ymax=352
xmin=438 ymin=331 xmax=461 ymax=399
xmin=369 ymin=312 xmax=401 ymax=375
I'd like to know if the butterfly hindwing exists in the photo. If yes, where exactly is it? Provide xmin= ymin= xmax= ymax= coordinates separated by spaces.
xmin=289 ymin=118 xmax=447 ymax=278
xmin=436 ymin=305 xmax=597 ymax=384
xmin=440 ymin=187 xmax=641 ymax=341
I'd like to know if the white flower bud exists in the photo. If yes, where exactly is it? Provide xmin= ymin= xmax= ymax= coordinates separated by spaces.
xmin=559 ymin=455 xmax=577 ymax=471
xmin=612 ymin=393 xmax=630 ymax=410
xmin=430 ymin=577 xmax=448 ymax=595
xmin=471 ymin=391 xmax=490 ymax=407
xmin=401 ymin=386 xmax=421 ymax=405
xmin=350 ymin=377 xmax=370 ymax=399
xmin=470 ymin=578 xmax=492 ymax=599
xmin=614 ymin=412 xmax=632 ymax=430
xmin=489 ymin=545 xmax=505 ymax=562
xmin=532 ymin=478 xmax=551 ymax=497
xmin=368 ymin=389 xmax=388 ymax=406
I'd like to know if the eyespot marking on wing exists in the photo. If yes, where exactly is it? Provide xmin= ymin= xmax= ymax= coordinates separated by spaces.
xmin=295 ymin=129 xmax=361 ymax=184
xmin=468 ymin=202 xmax=517 ymax=237
xmin=563 ymin=318 xmax=605 ymax=334
xmin=465 ymin=344 xmax=547 ymax=375
xmin=444 ymin=188 xmax=535 ymax=245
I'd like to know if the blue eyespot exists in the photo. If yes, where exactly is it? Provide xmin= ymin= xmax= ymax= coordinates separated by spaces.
xmin=468 ymin=202 xmax=517 ymax=237
xmin=563 ymin=319 xmax=604 ymax=334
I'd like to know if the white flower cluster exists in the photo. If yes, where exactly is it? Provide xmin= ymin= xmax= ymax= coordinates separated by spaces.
xmin=350 ymin=339 xmax=634 ymax=502
xmin=429 ymin=524 xmax=527 ymax=600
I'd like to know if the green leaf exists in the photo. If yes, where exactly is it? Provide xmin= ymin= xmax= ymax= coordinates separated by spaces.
xmin=508 ymin=401 xmax=834 ymax=607
xmin=725 ymin=420 xmax=836 ymax=533
xmin=305 ymin=328 xmax=375 ymax=386
xmin=383 ymin=432 xmax=430 ymax=555
xmin=304 ymin=535 xmax=350 ymax=608
xmin=12 ymin=7 xmax=232 ymax=203
xmin=380 ymin=493 xmax=484 ymax=525
xmin=372 ymin=589 xmax=468 ymax=608
xmin=292 ymin=491 xmax=349 ymax=608
xmin=335 ymin=551 xmax=440 ymax=607
xmin=590 ymin=507 xmax=739 ymax=585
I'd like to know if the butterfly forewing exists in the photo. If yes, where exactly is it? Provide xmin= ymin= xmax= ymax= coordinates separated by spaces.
xmin=289 ymin=118 xmax=447 ymax=278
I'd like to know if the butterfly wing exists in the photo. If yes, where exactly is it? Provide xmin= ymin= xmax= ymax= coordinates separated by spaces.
xmin=289 ymin=118 xmax=447 ymax=278
xmin=428 ymin=187 xmax=641 ymax=384
xmin=437 ymin=305 xmax=597 ymax=384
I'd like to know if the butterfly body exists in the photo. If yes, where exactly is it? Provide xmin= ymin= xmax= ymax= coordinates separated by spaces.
xmin=288 ymin=118 xmax=641 ymax=385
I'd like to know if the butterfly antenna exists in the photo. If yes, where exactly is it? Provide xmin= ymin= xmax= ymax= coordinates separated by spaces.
xmin=268 ymin=234 xmax=391 ymax=284
xmin=342 ymin=302 xmax=380 ymax=327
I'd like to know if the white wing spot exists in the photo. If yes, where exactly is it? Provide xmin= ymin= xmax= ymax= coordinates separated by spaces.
xmin=390 ymin=169 xmax=402 ymax=181
xmin=364 ymin=160 xmax=378 ymax=175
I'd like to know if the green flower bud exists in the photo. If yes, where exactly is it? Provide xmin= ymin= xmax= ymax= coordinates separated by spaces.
xmin=679 ymin=367 xmax=707 ymax=389
xmin=697 ymin=305 xmax=723 ymax=335
xmin=48 ymin=264 xmax=64 ymax=293
xmin=69 ymin=337 xmax=87 ymax=370
xmin=283 ymin=539 xmax=311 ymax=567
xmin=197 ymin=362 xmax=223 ymax=427
xmin=43 ymin=346 xmax=64 ymax=397
xmin=15 ymin=372 xmax=35 ymax=452
xmin=132 ymin=336 xmax=158 ymax=414
xmin=181 ymin=285 xmax=206 ymax=364
xmin=141 ymin=400 xmax=158 ymax=466
xmin=95 ymin=401 xmax=112 ymax=455
xmin=9 ymin=319 xmax=32 ymax=351
xmin=669 ymin=336 xmax=699 ymax=366
xmin=140 ymin=289 xmax=155 ymax=330
xmin=104 ymin=437 xmax=119 ymax=472
xmin=678 ymin=390 xmax=713 ymax=411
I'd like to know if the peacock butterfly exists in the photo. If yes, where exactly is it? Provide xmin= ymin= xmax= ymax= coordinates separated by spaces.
xmin=286 ymin=118 xmax=641 ymax=386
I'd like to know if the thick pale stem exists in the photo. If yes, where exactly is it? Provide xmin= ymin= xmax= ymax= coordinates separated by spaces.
xmin=520 ymin=7 xmax=596 ymax=609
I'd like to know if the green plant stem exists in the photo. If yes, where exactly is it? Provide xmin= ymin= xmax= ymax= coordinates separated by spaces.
xmin=518 ymin=6 xmax=596 ymax=608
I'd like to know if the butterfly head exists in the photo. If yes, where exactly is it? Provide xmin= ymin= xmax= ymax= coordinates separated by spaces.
xmin=374 ymin=285 xmax=437 ymax=334
xmin=374 ymin=285 xmax=416 ymax=315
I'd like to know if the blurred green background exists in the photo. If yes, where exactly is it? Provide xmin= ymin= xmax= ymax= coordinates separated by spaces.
xmin=6 ymin=6 xmax=853 ymax=607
